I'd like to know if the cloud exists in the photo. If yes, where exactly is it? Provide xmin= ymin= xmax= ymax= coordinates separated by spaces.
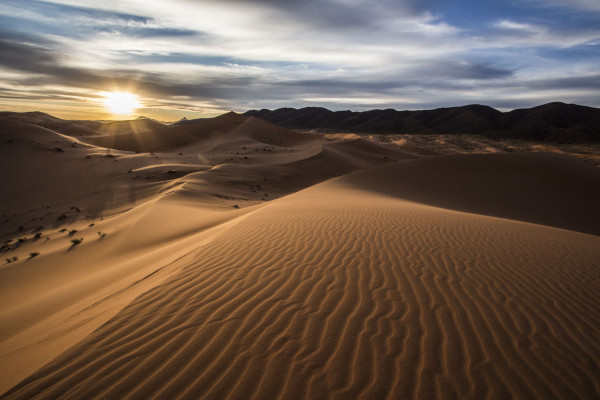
xmin=0 ymin=0 xmax=200 ymax=40
xmin=494 ymin=19 xmax=540 ymax=32
xmin=167 ymin=0 xmax=438 ymax=32
xmin=0 ymin=0 xmax=599 ymax=117
xmin=0 ymin=34 xmax=269 ymax=112
xmin=413 ymin=60 xmax=514 ymax=80
xmin=526 ymin=73 xmax=600 ymax=90
xmin=532 ymin=0 xmax=600 ymax=12
xmin=0 ymin=36 xmax=111 ymax=91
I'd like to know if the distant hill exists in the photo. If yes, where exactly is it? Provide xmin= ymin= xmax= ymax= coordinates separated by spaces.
xmin=0 ymin=111 xmax=316 ymax=153
xmin=245 ymin=102 xmax=600 ymax=143
xmin=97 ymin=118 xmax=167 ymax=135
xmin=67 ymin=111 xmax=314 ymax=152
xmin=0 ymin=111 xmax=102 ymax=136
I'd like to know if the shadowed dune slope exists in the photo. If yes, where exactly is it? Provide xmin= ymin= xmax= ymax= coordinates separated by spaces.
xmin=342 ymin=152 xmax=600 ymax=236
xmin=96 ymin=118 xmax=167 ymax=136
xmin=0 ymin=121 xmax=167 ymax=238
xmin=4 ymin=154 xmax=599 ymax=400
xmin=82 ymin=112 xmax=315 ymax=153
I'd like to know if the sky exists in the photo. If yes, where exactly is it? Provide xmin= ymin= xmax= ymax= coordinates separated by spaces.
xmin=0 ymin=0 xmax=599 ymax=120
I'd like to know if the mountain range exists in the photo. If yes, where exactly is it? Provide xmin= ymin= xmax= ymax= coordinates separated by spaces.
xmin=245 ymin=102 xmax=600 ymax=143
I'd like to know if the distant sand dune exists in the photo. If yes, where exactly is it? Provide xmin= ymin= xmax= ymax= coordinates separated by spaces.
xmin=4 ymin=158 xmax=599 ymax=399
xmin=82 ymin=113 xmax=315 ymax=153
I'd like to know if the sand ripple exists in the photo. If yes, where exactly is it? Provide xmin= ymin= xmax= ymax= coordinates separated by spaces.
xmin=4 ymin=180 xmax=599 ymax=399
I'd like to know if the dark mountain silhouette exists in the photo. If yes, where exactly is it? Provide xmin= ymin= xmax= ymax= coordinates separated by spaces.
xmin=172 ymin=116 xmax=189 ymax=125
xmin=245 ymin=102 xmax=600 ymax=143
xmin=496 ymin=103 xmax=600 ymax=142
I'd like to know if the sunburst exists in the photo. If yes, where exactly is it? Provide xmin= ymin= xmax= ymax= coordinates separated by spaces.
xmin=102 ymin=92 xmax=140 ymax=115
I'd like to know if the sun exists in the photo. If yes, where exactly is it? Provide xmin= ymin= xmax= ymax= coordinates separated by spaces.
xmin=102 ymin=91 xmax=140 ymax=116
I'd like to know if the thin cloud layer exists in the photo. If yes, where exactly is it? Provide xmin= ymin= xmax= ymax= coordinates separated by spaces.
xmin=0 ymin=0 xmax=598 ymax=119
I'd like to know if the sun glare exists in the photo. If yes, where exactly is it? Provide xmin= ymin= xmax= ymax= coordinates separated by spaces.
xmin=103 ymin=92 xmax=140 ymax=116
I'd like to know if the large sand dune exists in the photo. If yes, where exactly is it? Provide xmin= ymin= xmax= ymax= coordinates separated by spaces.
xmin=1 ymin=112 xmax=599 ymax=399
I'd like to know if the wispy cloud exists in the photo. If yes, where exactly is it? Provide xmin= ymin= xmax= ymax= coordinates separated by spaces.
xmin=494 ymin=19 xmax=541 ymax=32
xmin=0 ymin=0 xmax=598 ymax=119
xmin=532 ymin=0 xmax=600 ymax=12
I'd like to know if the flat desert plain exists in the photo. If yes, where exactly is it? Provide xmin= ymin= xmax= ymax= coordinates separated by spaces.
xmin=1 ymin=111 xmax=599 ymax=399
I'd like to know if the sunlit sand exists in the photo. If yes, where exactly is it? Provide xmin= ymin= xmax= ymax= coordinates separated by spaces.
xmin=0 ymin=111 xmax=599 ymax=399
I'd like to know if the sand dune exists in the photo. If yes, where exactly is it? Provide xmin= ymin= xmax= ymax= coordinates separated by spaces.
xmin=1 ymin=112 xmax=599 ymax=399
xmin=97 ymin=118 xmax=167 ymax=136
xmin=341 ymin=152 xmax=600 ymax=236
xmin=0 ymin=112 xmax=102 ymax=137
xmin=81 ymin=112 xmax=315 ymax=154
xmin=4 ymin=165 xmax=599 ymax=399
xmin=0 ymin=112 xmax=410 ymax=393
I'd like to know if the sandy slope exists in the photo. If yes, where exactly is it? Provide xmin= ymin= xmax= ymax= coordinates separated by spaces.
xmin=0 ymin=112 xmax=408 ymax=394
xmin=341 ymin=152 xmax=600 ymax=236
xmin=4 ymin=162 xmax=599 ymax=400
xmin=1 ymin=112 xmax=600 ymax=399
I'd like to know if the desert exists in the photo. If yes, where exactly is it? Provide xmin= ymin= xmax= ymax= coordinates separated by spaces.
xmin=1 ymin=107 xmax=599 ymax=399
xmin=1 ymin=0 xmax=600 ymax=397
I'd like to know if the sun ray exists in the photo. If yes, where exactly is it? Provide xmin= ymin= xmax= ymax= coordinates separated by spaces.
xmin=102 ymin=92 xmax=140 ymax=116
